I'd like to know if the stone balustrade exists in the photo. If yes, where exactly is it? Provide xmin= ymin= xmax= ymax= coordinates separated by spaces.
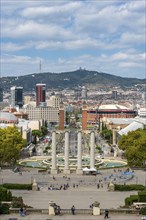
xmin=9 ymin=207 xmax=139 ymax=215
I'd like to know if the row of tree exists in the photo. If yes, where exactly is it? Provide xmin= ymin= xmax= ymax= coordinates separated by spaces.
xmin=0 ymin=127 xmax=26 ymax=166
xmin=118 ymin=129 xmax=146 ymax=167
xmin=0 ymin=124 xmax=48 ymax=166
xmin=32 ymin=126 xmax=48 ymax=144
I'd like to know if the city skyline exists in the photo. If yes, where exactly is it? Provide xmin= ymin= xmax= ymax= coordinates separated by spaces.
xmin=1 ymin=0 xmax=146 ymax=79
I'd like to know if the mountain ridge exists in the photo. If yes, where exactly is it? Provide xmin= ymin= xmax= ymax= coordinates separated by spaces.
xmin=1 ymin=69 xmax=145 ymax=91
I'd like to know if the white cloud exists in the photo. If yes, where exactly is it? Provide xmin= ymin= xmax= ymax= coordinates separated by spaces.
xmin=1 ymin=0 xmax=145 ymax=78
xmin=1 ymin=42 xmax=33 ymax=52
xmin=1 ymin=50 xmax=145 ymax=78
xmin=1 ymin=54 xmax=41 ymax=64
xmin=119 ymin=32 xmax=145 ymax=45
xmin=1 ymin=38 xmax=105 ymax=52
xmin=2 ymin=20 xmax=73 ymax=40
xmin=119 ymin=62 xmax=143 ymax=68
xmin=21 ymin=2 xmax=82 ymax=18
xmin=111 ymin=52 xmax=145 ymax=62
xmin=74 ymin=1 xmax=145 ymax=37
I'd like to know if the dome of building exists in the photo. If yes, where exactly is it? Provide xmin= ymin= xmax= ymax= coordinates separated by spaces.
xmin=99 ymin=104 xmax=129 ymax=110
xmin=0 ymin=112 xmax=18 ymax=123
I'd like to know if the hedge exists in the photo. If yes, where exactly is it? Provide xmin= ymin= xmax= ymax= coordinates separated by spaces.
xmin=140 ymin=206 xmax=146 ymax=215
xmin=138 ymin=191 xmax=146 ymax=202
xmin=0 ymin=203 xmax=10 ymax=214
xmin=0 ymin=187 xmax=12 ymax=201
xmin=125 ymin=195 xmax=139 ymax=207
xmin=38 ymin=169 xmax=48 ymax=172
xmin=115 ymin=184 xmax=145 ymax=191
xmin=125 ymin=191 xmax=146 ymax=207
xmin=1 ymin=183 xmax=32 ymax=190
xmin=12 ymin=196 xmax=23 ymax=208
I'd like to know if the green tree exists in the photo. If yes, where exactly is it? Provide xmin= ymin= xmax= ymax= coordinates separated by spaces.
xmin=0 ymin=187 xmax=12 ymax=202
xmin=32 ymin=130 xmax=42 ymax=144
xmin=44 ymin=120 xmax=48 ymax=128
xmin=65 ymin=111 xmax=70 ymax=125
xmin=118 ymin=129 xmax=146 ymax=166
xmin=101 ymin=128 xmax=112 ymax=144
xmin=0 ymin=126 xmax=26 ymax=166
xmin=41 ymin=126 xmax=48 ymax=136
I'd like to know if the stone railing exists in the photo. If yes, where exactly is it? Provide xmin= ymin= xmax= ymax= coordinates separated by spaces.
xmin=9 ymin=207 xmax=139 ymax=215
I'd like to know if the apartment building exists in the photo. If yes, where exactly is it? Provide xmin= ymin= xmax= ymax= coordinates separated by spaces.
xmin=23 ymin=104 xmax=59 ymax=123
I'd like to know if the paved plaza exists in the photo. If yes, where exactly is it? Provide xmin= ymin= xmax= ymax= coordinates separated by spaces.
xmin=0 ymin=167 xmax=146 ymax=219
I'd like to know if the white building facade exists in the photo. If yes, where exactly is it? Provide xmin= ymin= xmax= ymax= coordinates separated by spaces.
xmin=23 ymin=104 xmax=59 ymax=123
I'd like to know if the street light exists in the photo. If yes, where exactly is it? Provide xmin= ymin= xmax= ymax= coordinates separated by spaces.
xmin=144 ymin=169 xmax=146 ymax=190
xmin=136 ymin=176 xmax=138 ymax=185
xmin=0 ymin=167 xmax=3 ymax=186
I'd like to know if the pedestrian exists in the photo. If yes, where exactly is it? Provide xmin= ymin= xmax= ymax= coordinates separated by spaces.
xmin=19 ymin=207 xmax=25 ymax=217
xmin=89 ymin=204 xmax=93 ymax=209
xmin=104 ymin=209 xmax=109 ymax=218
xmin=71 ymin=205 xmax=76 ymax=215
xmin=56 ymin=205 xmax=61 ymax=215
xmin=19 ymin=207 xmax=23 ymax=216
xmin=135 ymin=204 xmax=140 ymax=215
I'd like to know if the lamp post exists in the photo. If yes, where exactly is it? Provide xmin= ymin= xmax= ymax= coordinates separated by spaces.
xmin=136 ymin=176 xmax=138 ymax=185
xmin=0 ymin=167 xmax=3 ymax=186
xmin=144 ymin=169 xmax=146 ymax=190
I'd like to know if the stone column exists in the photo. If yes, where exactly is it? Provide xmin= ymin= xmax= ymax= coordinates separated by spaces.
xmin=90 ymin=131 xmax=95 ymax=169
xmin=113 ymin=129 xmax=117 ymax=145
xmin=48 ymin=201 xmax=56 ymax=215
xmin=64 ymin=131 xmax=70 ymax=174
xmin=76 ymin=131 xmax=83 ymax=174
xmin=99 ymin=119 xmax=102 ymax=132
xmin=92 ymin=201 xmax=100 ymax=216
xmin=32 ymin=178 xmax=38 ymax=191
xmin=51 ymin=131 xmax=57 ymax=174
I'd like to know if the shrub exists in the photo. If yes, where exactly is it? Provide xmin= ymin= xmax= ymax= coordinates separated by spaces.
xmin=138 ymin=191 xmax=146 ymax=202
xmin=12 ymin=196 xmax=23 ymax=208
xmin=38 ymin=169 xmax=47 ymax=172
xmin=124 ymin=191 xmax=146 ymax=207
xmin=46 ymin=146 xmax=51 ymax=150
xmin=125 ymin=197 xmax=132 ymax=207
xmin=2 ymin=183 xmax=32 ymax=190
xmin=0 ymin=203 xmax=10 ymax=214
xmin=115 ymin=184 xmax=145 ymax=191
xmin=0 ymin=187 xmax=12 ymax=201
xmin=140 ymin=206 xmax=146 ymax=215
xmin=125 ymin=195 xmax=139 ymax=207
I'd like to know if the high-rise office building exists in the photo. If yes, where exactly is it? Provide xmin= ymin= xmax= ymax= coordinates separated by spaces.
xmin=59 ymin=101 xmax=64 ymax=130
xmin=0 ymin=87 xmax=3 ymax=102
xmin=36 ymin=83 xmax=46 ymax=107
xmin=81 ymin=86 xmax=87 ymax=100
xmin=82 ymin=101 xmax=88 ymax=131
xmin=112 ymin=91 xmax=118 ymax=99
xmin=142 ymin=91 xmax=146 ymax=101
xmin=50 ymin=94 xmax=61 ymax=108
xmin=10 ymin=86 xmax=23 ymax=108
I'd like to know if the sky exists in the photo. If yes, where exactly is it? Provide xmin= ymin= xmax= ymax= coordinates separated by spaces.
xmin=1 ymin=0 xmax=146 ymax=79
